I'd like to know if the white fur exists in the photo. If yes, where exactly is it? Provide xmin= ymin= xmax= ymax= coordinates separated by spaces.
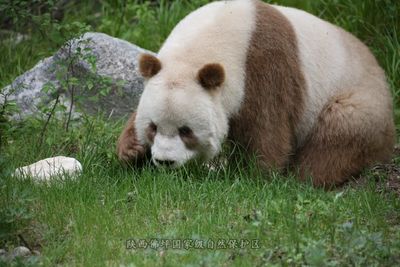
xmin=135 ymin=0 xmax=256 ymax=166
xmin=151 ymin=135 xmax=196 ymax=167
xmin=158 ymin=0 xmax=256 ymax=116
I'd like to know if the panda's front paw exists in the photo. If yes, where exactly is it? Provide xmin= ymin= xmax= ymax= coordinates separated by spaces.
xmin=117 ymin=139 xmax=146 ymax=163
xmin=116 ymin=112 xmax=148 ymax=165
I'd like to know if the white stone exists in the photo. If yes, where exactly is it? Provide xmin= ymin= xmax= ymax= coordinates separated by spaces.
xmin=14 ymin=156 xmax=82 ymax=181
xmin=11 ymin=246 xmax=31 ymax=258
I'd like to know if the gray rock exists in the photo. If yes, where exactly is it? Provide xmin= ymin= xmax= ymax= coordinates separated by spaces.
xmin=2 ymin=32 xmax=154 ymax=119
xmin=11 ymin=246 xmax=31 ymax=258
xmin=0 ymin=248 xmax=6 ymax=257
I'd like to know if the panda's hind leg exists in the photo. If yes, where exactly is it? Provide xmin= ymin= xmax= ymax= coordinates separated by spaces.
xmin=295 ymin=90 xmax=395 ymax=187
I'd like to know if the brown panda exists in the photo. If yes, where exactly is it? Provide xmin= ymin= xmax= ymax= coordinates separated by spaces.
xmin=116 ymin=0 xmax=395 ymax=187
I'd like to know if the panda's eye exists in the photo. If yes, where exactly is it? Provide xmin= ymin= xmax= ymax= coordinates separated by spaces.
xmin=178 ymin=126 xmax=193 ymax=137
xmin=149 ymin=122 xmax=157 ymax=132
xmin=146 ymin=122 xmax=157 ymax=143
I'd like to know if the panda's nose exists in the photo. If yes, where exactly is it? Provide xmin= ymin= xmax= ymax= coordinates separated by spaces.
xmin=154 ymin=159 xmax=175 ymax=167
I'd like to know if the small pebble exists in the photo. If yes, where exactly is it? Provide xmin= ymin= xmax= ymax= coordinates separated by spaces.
xmin=0 ymin=249 xmax=6 ymax=255
xmin=126 ymin=191 xmax=137 ymax=202
xmin=12 ymin=246 xmax=31 ymax=258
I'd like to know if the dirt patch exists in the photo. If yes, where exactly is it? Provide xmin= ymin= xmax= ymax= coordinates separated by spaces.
xmin=371 ymin=163 xmax=400 ymax=197
xmin=347 ymin=145 xmax=400 ymax=196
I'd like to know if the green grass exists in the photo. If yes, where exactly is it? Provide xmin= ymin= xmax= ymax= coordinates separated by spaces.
xmin=1 ymin=0 xmax=400 ymax=266
xmin=1 ymin=117 xmax=400 ymax=266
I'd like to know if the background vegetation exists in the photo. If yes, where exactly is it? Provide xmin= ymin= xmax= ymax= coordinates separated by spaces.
xmin=1 ymin=0 xmax=399 ymax=266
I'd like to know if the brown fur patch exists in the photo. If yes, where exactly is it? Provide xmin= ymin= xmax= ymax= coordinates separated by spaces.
xmin=197 ymin=63 xmax=225 ymax=90
xmin=228 ymin=1 xmax=306 ymax=169
xmin=139 ymin=54 xmax=162 ymax=78
xmin=116 ymin=112 xmax=149 ymax=164
xmin=294 ymin=91 xmax=395 ymax=188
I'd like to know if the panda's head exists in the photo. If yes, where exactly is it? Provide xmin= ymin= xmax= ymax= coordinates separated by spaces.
xmin=135 ymin=54 xmax=229 ymax=168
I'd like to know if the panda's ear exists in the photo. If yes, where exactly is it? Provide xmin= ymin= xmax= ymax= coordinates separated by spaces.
xmin=138 ymin=53 xmax=162 ymax=78
xmin=197 ymin=63 xmax=225 ymax=90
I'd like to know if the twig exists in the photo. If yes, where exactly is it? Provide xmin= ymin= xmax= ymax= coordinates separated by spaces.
xmin=65 ymin=83 xmax=74 ymax=132
xmin=65 ymin=43 xmax=75 ymax=132
xmin=0 ymin=93 xmax=8 ymax=147
xmin=39 ymin=94 xmax=60 ymax=147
